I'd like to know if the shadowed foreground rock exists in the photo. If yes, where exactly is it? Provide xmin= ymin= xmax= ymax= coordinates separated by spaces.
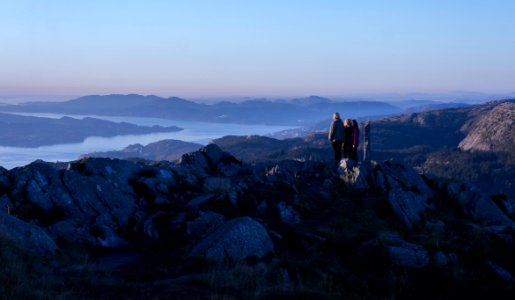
xmin=189 ymin=217 xmax=274 ymax=263
xmin=0 ymin=210 xmax=57 ymax=257
xmin=0 ymin=142 xmax=514 ymax=299
xmin=339 ymin=159 xmax=433 ymax=228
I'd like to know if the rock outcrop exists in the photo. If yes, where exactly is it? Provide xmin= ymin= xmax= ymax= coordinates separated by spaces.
xmin=0 ymin=210 xmax=57 ymax=257
xmin=188 ymin=217 xmax=274 ymax=263
xmin=459 ymin=101 xmax=515 ymax=152
xmin=339 ymin=159 xmax=433 ymax=228
xmin=1 ymin=141 xmax=515 ymax=299
xmin=447 ymin=182 xmax=515 ymax=226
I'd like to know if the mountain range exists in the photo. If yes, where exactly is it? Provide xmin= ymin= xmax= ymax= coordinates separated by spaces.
xmin=2 ymin=94 xmax=403 ymax=126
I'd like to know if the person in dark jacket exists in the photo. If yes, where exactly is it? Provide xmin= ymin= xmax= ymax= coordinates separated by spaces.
xmin=343 ymin=118 xmax=353 ymax=159
xmin=350 ymin=119 xmax=360 ymax=161
xmin=328 ymin=112 xmax=344 ymax=162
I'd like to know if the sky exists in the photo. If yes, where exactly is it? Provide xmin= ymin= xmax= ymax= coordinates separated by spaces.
xmin=1 ymin=0 xmax=515 ymax=101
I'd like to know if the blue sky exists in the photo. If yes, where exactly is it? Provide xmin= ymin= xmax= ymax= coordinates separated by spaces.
xmin=1 ymin=0 xmax=514 ymax=100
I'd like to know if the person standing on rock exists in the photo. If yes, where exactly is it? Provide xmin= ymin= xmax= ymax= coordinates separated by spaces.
xmin=328 ymin=112 xmax=344 ymax=162
xmin=350 ymin=119 xmax=360 ymax=161
xmin=343 ymin=118 xmax=354 ymax=160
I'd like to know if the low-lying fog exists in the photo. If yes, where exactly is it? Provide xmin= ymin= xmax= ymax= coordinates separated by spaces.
xmin=0 ymin=113 xmax=298 ymax=169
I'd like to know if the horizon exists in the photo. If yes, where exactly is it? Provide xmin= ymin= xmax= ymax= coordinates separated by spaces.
xmin=1 ymin=1 xmax=515 ymax=99
xmin=1 ymin=90 xmax=515 ymax=105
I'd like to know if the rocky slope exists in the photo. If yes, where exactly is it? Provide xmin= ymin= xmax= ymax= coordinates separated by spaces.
xmin=1 ymin=145 xmax=514 ymax=299
xmin=458 ymin=101 xmax=515 ymax=152
xmin=371 ymin=99 xmax=514 ymax=153
xmin=366 ymin=99 xmax=515 ymax=197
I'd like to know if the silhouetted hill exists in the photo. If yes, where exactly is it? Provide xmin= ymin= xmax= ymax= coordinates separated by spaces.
xmin=0 ymin=113 xmax=182 ymax=147
xmin=2 ymin=94 xmax=402 ymax=126
xmin=404 ymin=102 xmax=469 ymax=113
xmin=85 ymin=139 xmax=203 ymax=161
xmin=289 ymin=95 xmax=332 ymax=105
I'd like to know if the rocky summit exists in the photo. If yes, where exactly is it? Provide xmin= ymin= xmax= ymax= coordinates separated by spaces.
xmin=1 ymin=144 xmax=514 ymax=299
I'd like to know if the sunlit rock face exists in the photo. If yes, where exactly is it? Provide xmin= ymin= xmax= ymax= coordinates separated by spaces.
xmin=459 ymin=101 xmax=515 ymax=153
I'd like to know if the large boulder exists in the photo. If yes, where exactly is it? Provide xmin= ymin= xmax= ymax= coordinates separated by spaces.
xmin=387 ymin=188 xmax=428 ymax=229
xmin=448 ymin=183 xmax=515 ymax=227
xmin=7 ymin=159 xmax=144 ymax=246
xmin=338 ymin=159 xmax=370 ymax=189
xmin=179 ymin=144 xmax=242 ymax=177
xmin=276 ymin=202 xmax=301 ymax=225
xmin=0 ymin=166 xmax=9 ymax=194
xmin=0 ymin=210 xmax=58 ymax=257
xmin=186 ymin=211 xmax=226 ymax=238
xmin=189 ymin=217 xmax=274 ymax=263
xmin=384 ymin=233 xmax=429 ymax=269
xmin=340 ymin=160 xmax=433 ymax=229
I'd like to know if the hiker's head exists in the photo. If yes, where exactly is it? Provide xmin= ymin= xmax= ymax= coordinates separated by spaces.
xmin=352 ymin=119 xmax=358 ymax=127
xmin=344 ymin=118 xmax=351 ymax=126
xmin=333 ymin=112 xmax=341 ymax=120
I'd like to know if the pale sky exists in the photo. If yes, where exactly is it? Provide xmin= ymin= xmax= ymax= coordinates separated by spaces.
xmin=1 ymin=0 xmax=515 ymax=100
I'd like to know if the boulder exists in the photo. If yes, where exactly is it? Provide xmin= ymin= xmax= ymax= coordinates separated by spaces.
xmin=387 ymin=243 xmax=429 ymax=269
xmin=62 ymin=170 xmax=139 ymax=229
xmin=179 ymin=151 xmax=210 ymax=172
xmin=187 ymin=193 xmax=217 ymax=208
xmin=142 ymin=212 xmax=169 ymax=240
xmin=486 ymin=260 xmax=515 ymax=283
xmin=381 ymin=161 xmax=433 ymax=228
xmin=276 ymin=202 xmax=301 ymax=224
xmin=0 ymin=195 xmax=12 ymax=213
xmin=173 ymin=165 xmax=202 ymax=187
xmin=189 ymin=217 xmax=274 ymax=263
xmin=340 ymin=160 xmax=433 ymax=228
xmin=71 ymin=157 xmax=143 ymax=195
xmin=203 ymin=177 xmax=232 ymax=194
xmin=0 ymin=210 xmax=58 ymax=257
xmin=432 ymin=251 xmax=460 ymax=267
xmin=388 ymin=188 xmax=428 ymax=229
xmin=0 ymin=166 xmax=9 ymax=194
xmin=45 ymin=220 xmax=95 ymax=245
xmin=380 ymin=160 xmax=433 ymax=196
xmin=384 ymin=233 xmax=429 ymax=269
xmin=201 ymin=144 xmax=224 ymax=167
xmin=186 ymin=211 xmax=225 ymax=238
xmin=495 ymin=195 xmax=515 ymax=220
xmin=7 ymin=159 xmax=142 ymax=246
xmin=448 ymin=183 xmax=515 ymax=226
xmin=217 ymin=162 xmax=242 ymax=177
xmin=338 ymin=160 xmax=370 ymax=189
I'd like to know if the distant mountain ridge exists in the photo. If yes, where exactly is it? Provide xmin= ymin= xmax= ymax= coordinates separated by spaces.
xmin=2 ymin=94 xmax=402 ymax=126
